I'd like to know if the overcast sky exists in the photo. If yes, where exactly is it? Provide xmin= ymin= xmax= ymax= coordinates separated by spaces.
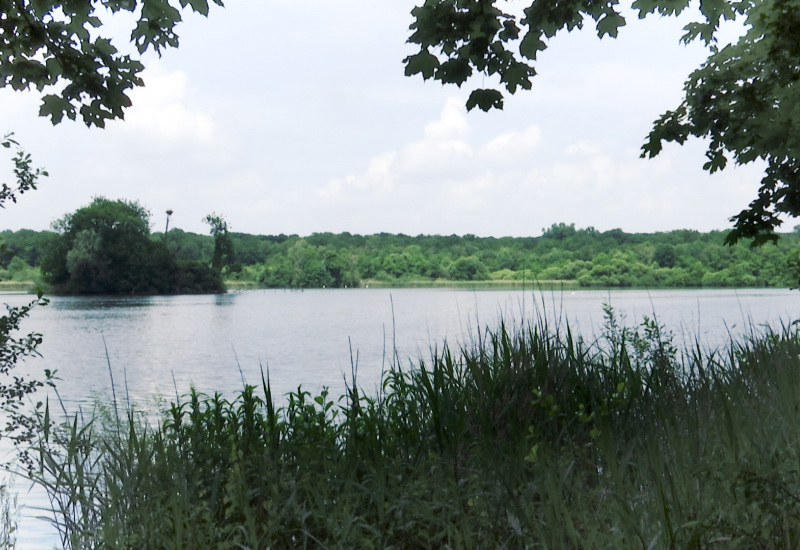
xmin=0 ymin=0 xmax=766 ymax=238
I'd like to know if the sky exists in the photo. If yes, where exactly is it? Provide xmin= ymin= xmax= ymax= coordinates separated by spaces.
xmin=0 ymin=0 xmax=769 ymax=238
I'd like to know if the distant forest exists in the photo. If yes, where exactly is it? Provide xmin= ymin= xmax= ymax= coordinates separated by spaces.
xmin=2 ymin=222 xmax=800 ymax=290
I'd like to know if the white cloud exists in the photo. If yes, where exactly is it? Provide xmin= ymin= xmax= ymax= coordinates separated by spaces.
xmin=322 ymin=152 xmax=396 ymax=198
xmin=565 ymin=141 xmax=602 ymax=157
xmin=423 ymin=97 xmax=469 ymax=141
xmin=317 ymin=98 xmax=728 ymax=236
xmin=481 ymin=126 xmax=543 ymax=162
xmin=319 ymin=99 xmax=480 ymax=201
xmin=121 ymin=64 xmax=216 ymax=146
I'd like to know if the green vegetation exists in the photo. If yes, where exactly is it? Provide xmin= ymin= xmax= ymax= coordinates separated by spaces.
xmin=4 ymin=4 xmax=800 ymax=548
xmin=28 ymin=311 xmax=800 ymax=548
xmin=0 ymin=481 xmax=17 ymax=550
xmin=0 ymin=133 xmax=47 ymax=207
xmin=236 ymin=224 xmax=800 ymax=288
xmin=406 ymin=0 xmax=800 ymax=245
xmin=5 ymin=221 xmax=800 ymax=291
xmin=203 ymin=213 xmax=240 ymax=276
xmin=166 ymin=223 xmax=800 ymax=289
xmin=0 ymin=134 xmax=52 ymax=461
xmin=39 ymin=198 xmax=224 ymax=294
xmin=1 ymin=1 xmax=223 ymax=128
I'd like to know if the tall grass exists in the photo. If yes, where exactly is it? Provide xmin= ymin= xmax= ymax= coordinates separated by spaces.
xmin=25 ymin=310 xmax=800 ymax=549
xmin=0 ymin=480 xmax=17 ymax=550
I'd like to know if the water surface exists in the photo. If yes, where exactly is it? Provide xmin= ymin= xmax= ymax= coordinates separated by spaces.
xmin=2 ymin=287 xmax=796 ymax=408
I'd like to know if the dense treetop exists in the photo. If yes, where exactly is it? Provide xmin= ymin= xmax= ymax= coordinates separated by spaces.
xmin=40 ymin=197 xmax=223 ymax=294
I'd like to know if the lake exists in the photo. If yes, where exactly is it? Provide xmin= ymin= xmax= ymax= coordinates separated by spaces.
xmin=5 ymin=287 xmax=800 ymax=548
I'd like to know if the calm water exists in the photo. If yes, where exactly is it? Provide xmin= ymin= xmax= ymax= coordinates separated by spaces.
xmin=7 ymin=287 xmax=800 ymax=409
xmin=5 ymin=287 xmax=800 ymax=548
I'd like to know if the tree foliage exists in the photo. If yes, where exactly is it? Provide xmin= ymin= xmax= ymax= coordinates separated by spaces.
xmin=203 ymin=213 xmax=237 ymax=274
xmin=7 ymin=224 xmax=800 ymax=289
xmin=0 ymin=0 xmax=223 ymax=466
xmin=1 ymin=132 xmax=48 ymax=208
xmin=404 ymin=0 xmax=800 ymax=244
xmin=44 ymin=197 xmax=152 ymax=293
xmin=43 ymin=197 xmax=223 ymax=294
xmin=234 ymin=226 xmax=800 ymax=289
xmin=0 ymin=228 xmax=57 ymax=268
xmin=1 ymin=0 xmax=223 ymax=127
xmin=0 ymin=135 xmax=51 ymax=455
xmin=0 ymin=295 xmax=52 ymax=442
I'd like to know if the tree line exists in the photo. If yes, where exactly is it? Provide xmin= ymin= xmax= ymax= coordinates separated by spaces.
xmin=3 ymin=215 xmax=800 ymax=292
xmin=241 ymin=223 xmax=800 ymax=289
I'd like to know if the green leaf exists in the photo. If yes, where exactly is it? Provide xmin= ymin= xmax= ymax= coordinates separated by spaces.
xmin=404 ymin=50 xmax=440 ymax=80
xmin=640 ymin=137 xmax=663 ymax=159
xmin=38 ymin=95 xmax=73 ymax=125
xmin=631 ymin=0 xmax=660 ymax=17
xmin=519 ymin=32 xmax=546 ymax=60
xmin=183 ymin=0 xmax=210 ymax=16
xmin=498 ymin=19 xmax=520 ymax=42
xmin=699 ymin=0 xmax=729 ymax=24
xmin=738 ymin=147 xmax=760 ymax=164
xmin=45 ymin=57 xmax=63 ymax=79
xmin=436 ymin=58 xmax=472 ymax=85
xmin=596 ymin=12 xmax=626 ymax=39
xmin=703 ymin=151 xmax=728 ymax=173
xmin=466 ymin=89 xmax=504 ymax=112
xmin=500 ymin=62 xmax=535 ymax=93
xmin=637 ymin=0 xmax=691 ymax=16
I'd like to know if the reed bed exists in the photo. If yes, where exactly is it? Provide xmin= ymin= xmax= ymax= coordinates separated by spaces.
xmin=24 ymin=310 xmax=800 ymax=549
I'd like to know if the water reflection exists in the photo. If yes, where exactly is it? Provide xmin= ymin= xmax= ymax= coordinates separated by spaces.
xmin=51 ymin=295 xmax=157 ymax=310
xmin=214 ymin=292 xmax=237 ymax=306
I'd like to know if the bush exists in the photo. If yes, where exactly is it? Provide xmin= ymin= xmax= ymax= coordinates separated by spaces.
xmin=448 ymin=256 xmax=488 ymax=281
xmin=7 ymin=257 xmax=37 ymax=282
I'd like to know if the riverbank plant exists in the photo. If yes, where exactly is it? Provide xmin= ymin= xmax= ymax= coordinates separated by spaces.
xmin=27 ymin=310 xmax=800 ymax=549
xmin=0 ymin=481 xmax=18 ymax=550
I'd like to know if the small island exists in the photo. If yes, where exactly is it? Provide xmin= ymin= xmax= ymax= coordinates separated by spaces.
xmin=36 ymin=198 xmax=225 ymax=295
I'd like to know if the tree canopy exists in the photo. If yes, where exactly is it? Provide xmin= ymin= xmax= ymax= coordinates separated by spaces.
xmin=42 ymin=197 xmax=223 ymax=294
xmin=204 ymin=213 xmax=238 ymax=274
xmin=1 ymin=0 xmax=223 ymax=127
xmin=404 ymin=0 xmax=800 ymax=244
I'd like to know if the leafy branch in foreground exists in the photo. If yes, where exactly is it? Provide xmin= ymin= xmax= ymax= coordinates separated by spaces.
xmin=1 ymin=133 xmax=48 ymax=209
xmin=0 ymin=293 xmax=53 ymax=468
xmin=1 ymin=0 xmax=224 ymax=128
xmin=0 ymin=133 xmax=52 ymax=470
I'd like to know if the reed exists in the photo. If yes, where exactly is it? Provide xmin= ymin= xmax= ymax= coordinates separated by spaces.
xmin=0 ymin=480 xmax=17 ymax=550
xmin=25 ymin=310 xmax=800 ymax=549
